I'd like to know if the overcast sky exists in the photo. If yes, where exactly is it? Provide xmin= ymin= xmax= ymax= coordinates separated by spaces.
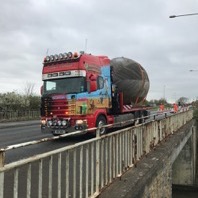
xmin=1 ymin=0 xmax=198 ymax=102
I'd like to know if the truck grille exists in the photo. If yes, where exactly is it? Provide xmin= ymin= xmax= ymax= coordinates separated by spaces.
xmin=41 ymin=96 xmax=76 ymax=117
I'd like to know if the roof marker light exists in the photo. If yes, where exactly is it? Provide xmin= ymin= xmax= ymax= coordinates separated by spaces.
xmin=73 ymin=52 xmax=79 ymax=58
xmin=68 ymin=52 xmax=73 ymax=58
xmin=46 ymin=56 xmax=50 ymax=62
xmin=54 ymin=54 xmax=59 ymax=60
xmin=59 ymin=53 xmax=64 ymax=59
xmin=63 ymin=53 xmax=68 ymax=59
xmin=50 ymin=55 xmax=54 ymax=61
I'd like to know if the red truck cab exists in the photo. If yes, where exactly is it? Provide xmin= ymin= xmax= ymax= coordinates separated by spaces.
xmin=40 ymin=52 xmax=149 ymax=136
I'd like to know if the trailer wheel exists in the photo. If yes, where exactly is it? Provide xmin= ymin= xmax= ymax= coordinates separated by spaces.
xmin=96 ymin=116 xmax=107 ymax=136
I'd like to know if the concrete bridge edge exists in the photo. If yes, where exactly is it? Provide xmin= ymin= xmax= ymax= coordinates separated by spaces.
xmin=98 ymin=119 xmax=195 ymax=198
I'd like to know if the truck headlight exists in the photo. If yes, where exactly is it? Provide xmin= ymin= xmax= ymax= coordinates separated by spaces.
xmin=76 ymin=120 xmax=84 ymax=125
xmin=62 ymin=120 xmax=67 ymax=126
xmin=47 ymin=120 xmax=52 ymax=126
xmin=53 ymin=120 xmax=57 ymax=126
xmin=76 ymin=120 xmax=87 ymax=125
xmin=57 ymin=120 xmax=62 ymax=126
xmin=41 ymin=119 xmax=46 ymax=125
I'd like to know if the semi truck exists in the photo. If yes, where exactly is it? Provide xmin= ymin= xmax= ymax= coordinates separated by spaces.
xmin=40 ymin=51 xmax=150 ymax=136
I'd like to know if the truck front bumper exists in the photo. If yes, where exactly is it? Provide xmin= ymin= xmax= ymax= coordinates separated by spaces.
xmin=41 ymin=125 xmax=88 ymax=136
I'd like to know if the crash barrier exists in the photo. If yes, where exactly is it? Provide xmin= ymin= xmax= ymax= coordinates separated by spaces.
xmin=0 ymin=110 xmax=40 ymax=122
xmin=0 ymin=110 xmax=193 ymax=198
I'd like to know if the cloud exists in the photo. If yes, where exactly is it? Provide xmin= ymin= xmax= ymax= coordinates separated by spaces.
xmin=0 ymin=0 xmax=198 ymax=102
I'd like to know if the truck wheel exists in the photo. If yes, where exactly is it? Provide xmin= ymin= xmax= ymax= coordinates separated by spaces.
xmin=96 ymin=116 xmax=107 ymax=136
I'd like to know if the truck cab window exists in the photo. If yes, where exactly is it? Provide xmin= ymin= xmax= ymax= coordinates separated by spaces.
xmin=97 ymin=76 xmax=104 ymax=89
xmin=45 ymin=81 xmax=56 ymax=91
xmin=43 ymin=77 xmax=86 ymax=95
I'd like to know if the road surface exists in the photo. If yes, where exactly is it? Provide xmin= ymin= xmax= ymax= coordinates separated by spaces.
xmin=0 ymin=121 xmax=91 ymax=164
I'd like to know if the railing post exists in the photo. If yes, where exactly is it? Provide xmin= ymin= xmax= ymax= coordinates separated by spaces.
xmin=0 ymin=150 xmax=4 ymax=198
xmin=0 ymin=171 xmax=4 ymax=198
xmin=96 ymin=128 xmax=100 ymax=194
xmin=0 ymin=150 xmax=5 ymax=168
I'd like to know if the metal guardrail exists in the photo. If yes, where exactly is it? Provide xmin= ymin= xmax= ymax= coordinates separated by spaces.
xmin=0 ymin=110 xmax=194 ymax=198
xmin=0 ymin=110 xmax=40 ymax=122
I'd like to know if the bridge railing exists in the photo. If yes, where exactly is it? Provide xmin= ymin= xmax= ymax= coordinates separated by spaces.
xmin=0 ymin=110 xmax=193 ymax=198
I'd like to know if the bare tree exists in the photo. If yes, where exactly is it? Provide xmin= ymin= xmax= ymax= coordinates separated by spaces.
xmin=23 ymin=82 xmax=35 ymax=108
xmin=24 ymin=82 xmax=35 ymax=97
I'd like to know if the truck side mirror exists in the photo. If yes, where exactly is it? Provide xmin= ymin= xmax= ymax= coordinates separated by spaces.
xmin=40 ymin=85 xmax=43 ymax=95
xmin=87 ymin=81 xmax=97 ymax=93
xmin=90 ymin=81 xmax=97 ymax=92
xmin=87 ymin=74 xmax=98 ymax=93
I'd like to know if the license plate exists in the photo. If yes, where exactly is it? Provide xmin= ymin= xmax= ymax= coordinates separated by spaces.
xmin=54 ymin=130 xmax=65 ymax=135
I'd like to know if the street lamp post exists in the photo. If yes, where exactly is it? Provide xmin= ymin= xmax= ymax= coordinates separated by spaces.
xmin=170 ymin=13 xmax=198 ymax=72
xmin=189 ymin=69 xmax=198 ymax=72
xmin=169 ymin=13 xmax=198 ymax=18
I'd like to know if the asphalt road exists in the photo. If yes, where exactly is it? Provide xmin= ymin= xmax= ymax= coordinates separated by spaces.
xmin=0 ymin=121 xmax=92 ymax=164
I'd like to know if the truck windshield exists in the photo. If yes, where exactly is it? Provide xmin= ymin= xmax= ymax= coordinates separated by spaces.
xmin=43 ymin=77 xmax=86 ymax=95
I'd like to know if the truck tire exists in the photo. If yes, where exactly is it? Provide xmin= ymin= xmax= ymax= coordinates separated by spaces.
xmin=96 ymin=115 xmax=107 ymax=136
